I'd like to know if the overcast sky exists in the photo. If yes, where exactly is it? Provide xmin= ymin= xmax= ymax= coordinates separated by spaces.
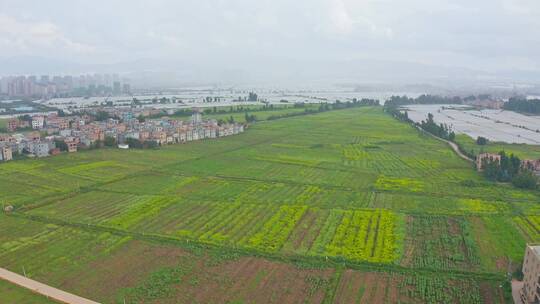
xmin=1 ymin=0 xmax=539 ymax=83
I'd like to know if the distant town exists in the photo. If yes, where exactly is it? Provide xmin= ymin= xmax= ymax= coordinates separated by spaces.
xmin=0 ymin=73 xmax=131 ymax=98
xmin=0 ymin=109 xmax=245 ymax=162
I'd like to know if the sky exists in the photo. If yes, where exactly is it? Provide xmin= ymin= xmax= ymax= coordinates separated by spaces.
xmin=0 ymin=0 xmax=539 ymax=84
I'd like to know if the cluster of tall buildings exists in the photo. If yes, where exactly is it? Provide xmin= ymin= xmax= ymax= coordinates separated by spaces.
xmin=0 ymin=74 xmax=131 ymax=98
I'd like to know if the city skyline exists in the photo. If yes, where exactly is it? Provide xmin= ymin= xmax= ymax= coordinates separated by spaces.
xmin=0 ymin=73 xmax=131 ymax=98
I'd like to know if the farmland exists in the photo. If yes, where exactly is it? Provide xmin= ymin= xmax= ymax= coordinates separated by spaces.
xmin=455 ymin=133 xmax=540 ymax=159
xmin=171 ymin=103 xmax=323 ymax=124
xmin=1 ymin=106 xmax=536 ymax=302
xmin=0 ymin=118 xmax=7 ymax=132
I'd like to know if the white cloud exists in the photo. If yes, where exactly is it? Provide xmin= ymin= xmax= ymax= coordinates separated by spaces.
xmin=0 ymin=14 xmax=95 ymax=56
xmin=0 ymin=0 xmax=539 ymax=76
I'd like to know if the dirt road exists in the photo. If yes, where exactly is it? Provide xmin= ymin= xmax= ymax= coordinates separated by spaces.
xmin=446 ymin=139 xmax=475 ymax=162
xmin=0 ymin=267 xmax=100 ymax=304
xmin=415 ymin=125 xmax=474 ymax=163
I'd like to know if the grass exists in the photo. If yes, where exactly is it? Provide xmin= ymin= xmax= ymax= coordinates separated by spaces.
xmin=0 ymin=118 xmax=7 ymax=132
xmin=455 ymin=133 xmax=540 ymax=159
xmin=0 ymin=279 xmax=58 ymax=304
xmin=171 ymin=103 xmax=321 ymax=124
xmin=1 ymin=106 xmax=534 ymax=303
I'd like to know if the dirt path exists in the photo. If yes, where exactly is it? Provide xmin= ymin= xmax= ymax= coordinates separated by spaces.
xmin=415 ymin=126 xmax=474 ymax=163
xmin=446 ymin=140 xmax=474 ymax=162
xmin=0 ymin=267 xmax=100 ymax=304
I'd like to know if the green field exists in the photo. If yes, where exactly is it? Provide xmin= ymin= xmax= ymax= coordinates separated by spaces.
xmin=0 ymin=279 xmax=58 ymax=303
xmin=0 ymin=118 xmax=7 ymax=132
xmin=2 ymin=106 xmax=534 ymax=303
xmin=456 ymin=133 xmax=540 ymax=159
xmin=172 ymin=103 xmax=321 ymax=123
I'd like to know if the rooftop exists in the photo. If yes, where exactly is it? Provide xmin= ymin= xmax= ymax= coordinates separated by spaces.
xmin=529 ymin=244 xmax=540 ymax=256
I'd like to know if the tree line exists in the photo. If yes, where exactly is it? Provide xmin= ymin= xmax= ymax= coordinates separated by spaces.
xmin=481 ymin=151 xmax=538 ymax=189
xmin=385 ymin=94 xmax=463 ymax=108
xmin=384 ymin=97 xmax=455 ymax=141
xmin=419 ymin=113 xmax=455 ymax=141
xmin=265 ymin=99 xmax=380 ymax=121
xmin=503 ymin=97 xmax=540 ymax=114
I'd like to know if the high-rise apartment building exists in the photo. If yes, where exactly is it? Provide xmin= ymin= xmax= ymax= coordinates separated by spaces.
xmin=521 ymin=245 xmax=540 ymax=303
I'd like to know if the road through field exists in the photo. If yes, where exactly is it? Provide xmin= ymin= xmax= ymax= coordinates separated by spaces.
xmin=446 ymin=139 xmax=475 ymax=162
xmin=0 ymin=267 xmax=100 ymax=304
xmin=415 ymin=125 xmax=474 ymax=163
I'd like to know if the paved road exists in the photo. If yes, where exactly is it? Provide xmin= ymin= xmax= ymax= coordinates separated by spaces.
xmin=0 ymin=267 xmax=100 ymax=304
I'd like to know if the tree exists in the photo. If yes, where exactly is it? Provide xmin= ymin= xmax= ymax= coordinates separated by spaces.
xmin=54 ymin=140 xmax=68 ymax=152
xmin=95 ymin=111 xmax=110 ymax=121
xmin=512 ymin=170 xmax=538 ymax=189
xmin=503 ymin=97 xmax=540 ymax=114
xmin=104 ymin=136 xmax=116 ymax=147
xmin=19 ymin=115 xmax=32 ymax=123
xmin=248 ymin=92 xmax=258 ymax=102
xmin=137 ymin=115 xmax=145 ymax=123
xmin=418 ymin=113 xmax=454 ymax=141
xmin=482 ymin=151 xmax=524 ymax=183
xmin=145 ymin=140 xmax=159 ymax=149
xmin=125 ymin=138 xmax=143 ymax=149
xmin=244 ymin=112 xmax=256 ymax=123
xmin=476 ymin=136 xmax=488 ymax=145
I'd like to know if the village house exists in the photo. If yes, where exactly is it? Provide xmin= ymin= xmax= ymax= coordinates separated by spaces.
xmin=1 ymin=109 xmax=246 ymax=162
xmin=0 ymin=146 xmax=13 ymax=161
xmin=7 ymin=119 xmax=19 ymax=132
xmin=7 ymin=118 xmax=30 ymax=132
xmin=65 ymin=140 xmax=78 ymax=153
xmin=521 ymin=245 xmax=540 ymax=303
xmin=46 ymin=117 xmax=70 ymax=130
xmin=31 ymin=115 xmax=45 ymax=129
xmin=522 ymin=159 xmax=540 ymax=172
xmin=26 ymin=140 xmax=54 ymax=158
xmin=476 ymin=153 xmax=501 ymax=171
xmin=24 ymin=132 xmax=41 ymax=143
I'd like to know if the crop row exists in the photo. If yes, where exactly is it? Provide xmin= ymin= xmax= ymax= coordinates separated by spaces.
xmin=513 ymin=215 xmax=540 ymax=242
xmin=322 ymin=209 xmax=401 ymax=263
xmin=404 ymin=216 xmax=480 ymax=271
xmin=399 ymin=275 xmax=483 ymax=304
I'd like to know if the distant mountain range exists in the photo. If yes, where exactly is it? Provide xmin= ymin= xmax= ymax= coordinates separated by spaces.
xmin=1 ymin=56 xmax=540 ymax=90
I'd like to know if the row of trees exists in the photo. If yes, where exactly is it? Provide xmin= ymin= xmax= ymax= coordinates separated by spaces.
xmin=481 ymin=151 xmax=538 ymax=189
xmin=172 ymin=104 xmax=288 ymax=118
xmin=419 ymin=113 xmax=455 ymax=141
xmin=383 ymin=96 xmax=539 ymax=190
xmin=125 ymin=138 xmax=159 ymax=149
xmin=384 ymin=94 xmax=461 ymax=124
xmin=385 ymin=94 xmax=463 ymax=108
xmin=384 ymin=104 xmax=456 ymax=141
xmin=503 ymin=97 xmax=540 ymax=114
